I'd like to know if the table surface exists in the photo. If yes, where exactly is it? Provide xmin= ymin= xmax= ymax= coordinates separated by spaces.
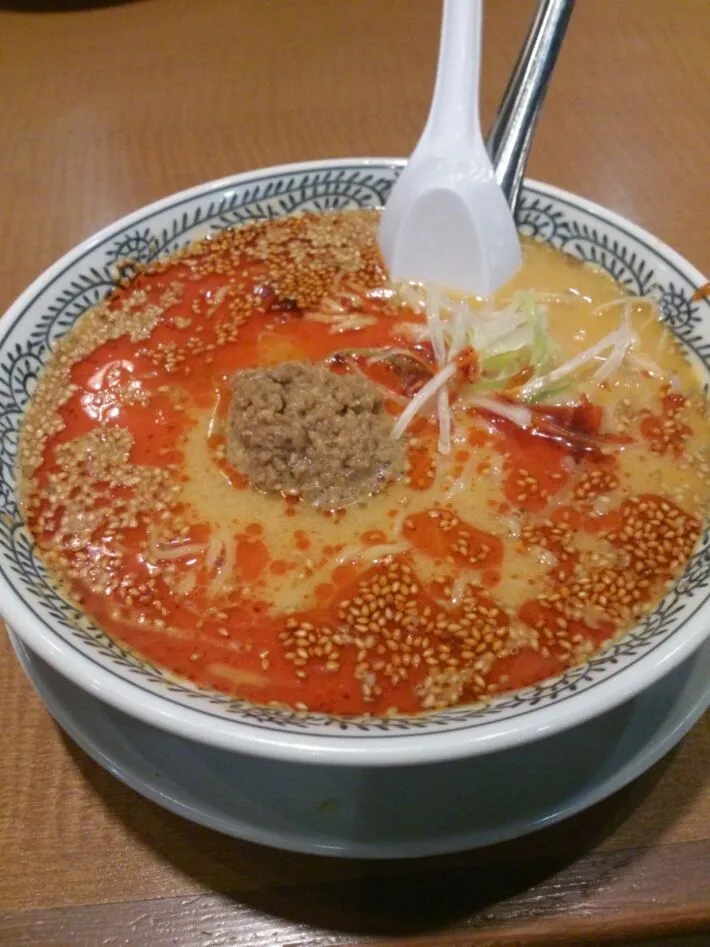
xmin=1 ymin=1 xmax=709 ymax=944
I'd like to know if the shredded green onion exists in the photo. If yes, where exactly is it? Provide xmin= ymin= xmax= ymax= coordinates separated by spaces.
xmin=386 ymin=283 xmax=648 ymax=450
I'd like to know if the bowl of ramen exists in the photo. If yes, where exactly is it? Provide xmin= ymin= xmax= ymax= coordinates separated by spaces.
xmin=1 ymin=159 xmax=709 ymax=766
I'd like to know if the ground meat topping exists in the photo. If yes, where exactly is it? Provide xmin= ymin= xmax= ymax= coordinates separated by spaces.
xmin=226 ymin=361 xmax=405 ymax=509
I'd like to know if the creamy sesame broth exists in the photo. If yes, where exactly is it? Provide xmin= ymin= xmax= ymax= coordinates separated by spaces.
xmin=19 ymin=209 xmax=710 ymax=715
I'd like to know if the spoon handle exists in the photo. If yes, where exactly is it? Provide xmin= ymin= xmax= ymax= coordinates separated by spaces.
xmin=417 ymin=0 xmax=485 ymax=155
xmin=486 ymin=0 xmax=575 ymax=213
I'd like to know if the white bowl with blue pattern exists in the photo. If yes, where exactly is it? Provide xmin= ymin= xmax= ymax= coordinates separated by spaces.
xmin=1 ymin=159 xmax=709 ymax=766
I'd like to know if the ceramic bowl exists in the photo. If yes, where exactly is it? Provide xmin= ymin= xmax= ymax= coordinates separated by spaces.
xmin=1 ymin=159 xmax=708 ymax=766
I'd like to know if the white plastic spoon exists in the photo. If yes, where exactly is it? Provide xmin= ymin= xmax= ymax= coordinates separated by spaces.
xmin=378 ymin=0 xmax=522 ymax=298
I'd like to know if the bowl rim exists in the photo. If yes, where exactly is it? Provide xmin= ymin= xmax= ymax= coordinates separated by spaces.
xmin=1 ymin=156 xmax=709 ymax=766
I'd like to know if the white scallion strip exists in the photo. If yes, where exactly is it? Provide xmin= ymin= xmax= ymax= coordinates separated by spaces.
xmin=518 ymin=324 xmax=637 ymax=401
xmin=204 ymin=285 xmax=231 ymax=318
xmin=484 ymin=323 xmax=534 ymax=357
xmin=467 ymin=394 xmax=533 ymax=429
xmin=593 ymin=305 xmax=637 ymax=382
xmin=432 ymin=444 xmax=454 ymax=492
xmin=447 ymin=572 xmax=479 ymax=609
xmin=173 ymin=571 xmax=197 ymax=597
xmin=533 ymin=290 xmax=593 ymax=305
xmin=395 ymin=281 xmax=428 ymax=313
xmin=320 ymin=298 xmax=347 ymax=313
xmin=535 ymin=548 xmax=559 ymax=568
xmin=470 ymin=300 xmax=530 ymax=353
xmin=627 ymin=352 xmax=667 ymax=379
xmin=337 ymin=288 xmax=370 ymax=306
xmin=390 ymin=504 xmax=410 ymax=539
xmin=426 ymin=284 xmax=447 ymax=367
xmin=208 ymin=538 xmax=236 ymax=596
xmin=304 ymin=312 xmax=376 ymax=332
xmin=328 ymin=316 xmax=377 ymax=334
xmin=445 ymin=451 xmax=478 ymax=500
xmin=394 ymin=321 xmax=431 ymax=343
xmin=147 ymin=542 xmax=207 ymax=562
xmin=304 ymin=311 xmax=346 ymax=323
xmin=448 ymin=299 xmax=470 ymax=359
xmin=437 ymin=388 xmax=452 ymax=454
xmin=488 ymin=452 xmax=505 ymax=482
xmin=498 ymin=514 xmax=522 ymax=539
xmin=319 ymin=282 xmax=371 ymax=312
xmin=592 ymin=295 xmax=658 ymax=318
xmin=392 ymin=362 xmax=457 ymax=440
xmin=204 ymin=535 xmax=224 ymax=572
xmin=392 ymin=283 xmax=558 ymax=453
xmin=335 ymin=543 xmax=409 ymax=566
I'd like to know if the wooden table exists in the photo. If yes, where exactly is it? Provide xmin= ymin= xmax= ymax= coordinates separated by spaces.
xmin=1 ymin=1 xmax=709 ymax=944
